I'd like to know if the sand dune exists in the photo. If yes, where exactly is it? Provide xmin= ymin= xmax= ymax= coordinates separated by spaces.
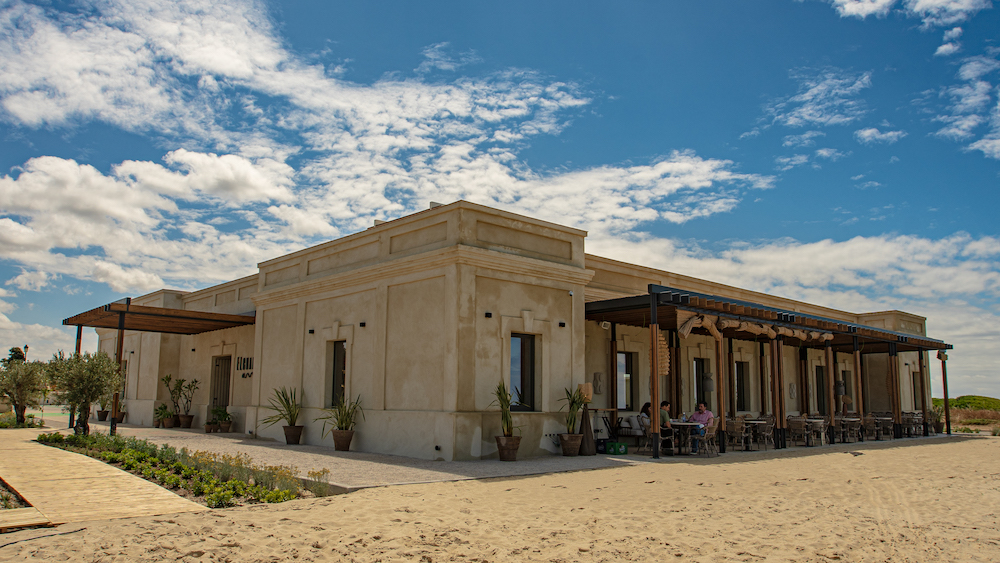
xmin=4 ymin=436 xmax=999 ymax=562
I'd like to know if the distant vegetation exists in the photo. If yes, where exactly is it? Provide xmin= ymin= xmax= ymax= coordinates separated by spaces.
xmin=932 ymin=396 xmax=1000 ymax=411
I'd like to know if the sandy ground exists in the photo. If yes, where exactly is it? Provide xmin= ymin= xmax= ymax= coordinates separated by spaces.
xmin=2 ymin=436 xmax=999 ymax=562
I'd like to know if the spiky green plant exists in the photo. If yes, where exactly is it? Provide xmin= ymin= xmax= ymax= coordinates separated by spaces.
xmin=261 ymin=387 xmax=302 ymax=427
xmin=490 ymin=380 xmax=523 ymax=437
xmin=315 ymin=395 xmax=365 ymax=434
xmin=558 ymin=386 xmax=585 ymax=434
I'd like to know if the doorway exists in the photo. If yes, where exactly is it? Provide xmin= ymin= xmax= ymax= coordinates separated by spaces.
xmin=210 ymin=356 xmax=232 ymax=408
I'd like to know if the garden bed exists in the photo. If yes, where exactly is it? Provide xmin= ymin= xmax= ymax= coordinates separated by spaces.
xmin=35 ymin=432 xmax=333 ymax=508
xmin=0 ymin=478 xmax=29 ymax=510
xmin=0 ymin=412 xmax=43 ymax=429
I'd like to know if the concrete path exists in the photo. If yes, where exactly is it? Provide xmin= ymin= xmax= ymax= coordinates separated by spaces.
xmin=0 ymin=428 xmax=206 ymax=529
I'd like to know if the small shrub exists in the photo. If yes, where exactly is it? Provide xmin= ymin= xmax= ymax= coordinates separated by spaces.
xmin=205 ymin=489 xmax=235 ymax=508
xmin=263 ymin=489 xmax=297 ymax=503
xmin=37 ymin=432 xmax=64 ymax=443
xmin=189 ymin=479 xmax=208 ymax=496
xmin=306 ymin=468 xmax=332 ymax=497
xmin=955 ymin=426 xmax=980 ymax=434
xmin=992 ymin=427 xmax=1000 ymax=437
xmin=162 ymin=474 xmax=182 ymax=489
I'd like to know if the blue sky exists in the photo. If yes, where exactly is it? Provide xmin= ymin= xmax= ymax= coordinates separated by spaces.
xmin=1 ymin=0 xmax=998 ymax=397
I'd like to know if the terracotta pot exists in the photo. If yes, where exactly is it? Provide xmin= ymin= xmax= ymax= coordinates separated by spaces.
xmin=97 ymin=410 xmax=109 ymax=421
xmin=495 ymin=435 xmax=521 ymax=462
xmin=204 ymin=424 xmax=213 ymax=433
xmin=559 ymin=433 xmax=583 ymax=457
xmin=115 ymin=413 xmax=126 ymax=424
xmin=329 ymin=429 xmax=354 ymax=451
xmin=161 ymin=417 xmax=175 ymax=428
xmin=219 ymin=421 xmax=232 ymax=433
xmin=172 ymin=414 xmax=181 ymax=427
xmin=283 ymin=425 xmax=304 ymax=445
xmin=179 ymin=414 xmax=194 ymax=428
xmin=154 ymin=418 xmax=161 ymax=428
xmin=934 ymin=422 xmax=944 ymax=434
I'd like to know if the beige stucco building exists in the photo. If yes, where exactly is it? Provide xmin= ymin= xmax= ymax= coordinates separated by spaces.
xmin=66 ymin=201 xmax=951 ymax=460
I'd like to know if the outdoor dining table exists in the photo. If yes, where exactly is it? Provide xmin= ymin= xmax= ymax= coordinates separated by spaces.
xmin=874 ymin=417 xmax=893 ymax=440
xmin=671 ymin=421 xmax=705 ymax=454
xmin=744 ymin=419 xmax=766 ymax=449
xmin=805 ymin=419 xmax=828 ymax=446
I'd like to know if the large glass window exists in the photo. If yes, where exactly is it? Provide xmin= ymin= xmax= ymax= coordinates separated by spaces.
xmin=328 ymin=341 xmax=346 ymax=407
xmin=842 ymin=370 xmax=853 ymax=411
xmin=511 ymin=334 xmax=535 ymax=411
xmin=694 ymin=358 xmax=709 ymax=406
xmin=736 ymin=361 xmax=750 ymax=411
xmin=617 ymin=352 xmax=635 ymax=411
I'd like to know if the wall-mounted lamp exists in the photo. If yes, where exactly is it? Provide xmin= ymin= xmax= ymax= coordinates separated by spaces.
xmin=130 ymin=350 xmax=134 ymax=354
xmin=485 ymin=312 xmax=492 ymax=318
xmin=359 ymin=322 xmax=366 ymax=328
xmin=191 ymin=348 xmax=196 ymax=352
xmin=308 ymin=329 xmax=314 ymax=334
xmin=569 ymin=290 xmax=574 ymax=297
xmin=559 ymin=322 xmax=566 ymax=327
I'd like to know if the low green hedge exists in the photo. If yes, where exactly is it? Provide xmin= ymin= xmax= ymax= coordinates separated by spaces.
xmin=932 ymin=396 xmax=1000 ymax=411
xmin=37 ymin=432 xmax=299 ymax=507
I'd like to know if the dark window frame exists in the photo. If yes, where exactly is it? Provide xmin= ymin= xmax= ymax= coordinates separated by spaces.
xmin=511 ymin=333 xmax=536 ymax=412
xmin=328 ymin=340 xmax=347 ymax=407
xmin=736 ymin=361 xmax=750 ymax=411
xmin=617 ymin=351 xmax=636 ymax=411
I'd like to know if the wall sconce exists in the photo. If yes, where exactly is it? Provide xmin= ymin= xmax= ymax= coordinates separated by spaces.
xmin=485 ymin=312 xmax=492 ymax=318
xmin=191 ymin=348 xmax=196 ymax=352
xmin=308 ymin=329 xmax=314 ymax=334
xmin=359 ymin=322 xmax=366 ymax=327
xmin=558 ymin=322 xmax=566 ymax=327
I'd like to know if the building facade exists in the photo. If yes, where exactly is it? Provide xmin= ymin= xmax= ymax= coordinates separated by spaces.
xmin=68 ymin=201 xmax=949 ymax=460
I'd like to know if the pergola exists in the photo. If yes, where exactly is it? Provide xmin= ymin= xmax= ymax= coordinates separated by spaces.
xmin=585 ymin=284 xmax=953 ymax=458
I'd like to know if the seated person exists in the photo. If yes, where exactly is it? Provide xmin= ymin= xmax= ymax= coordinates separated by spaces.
xmin=689 ymin=402 xmax=715 ymax=453
xmin=659 ymin=400 xmax=674 ymax=452
xmin=638 ymin=402 xmax=652 ymax=430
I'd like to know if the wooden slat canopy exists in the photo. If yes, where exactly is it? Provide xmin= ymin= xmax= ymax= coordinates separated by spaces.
xmin=586 ymin=284 xmax=952 ymax=352
xmin=63 ymin=301 xmax=255 ymax=335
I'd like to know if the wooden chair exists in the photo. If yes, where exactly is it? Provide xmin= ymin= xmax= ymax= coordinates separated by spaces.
xmin=729 ymin=417 xmax=753 ymax=451
xmin=787 ymin=416 xmax=807 ymax=446
xmin=690 ymin=421 xmax=719 ymax=457
xmin=636 ymin=416 xmax=653 ymax=455
xmin=758 ymin=420 xmax=775 ymax=451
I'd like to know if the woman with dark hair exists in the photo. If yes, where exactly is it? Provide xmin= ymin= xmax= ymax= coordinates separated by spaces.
xmin=638 ymin=402 xmax=652 ymax=430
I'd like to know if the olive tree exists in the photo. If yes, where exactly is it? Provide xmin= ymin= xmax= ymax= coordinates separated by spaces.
xmin=0 ymin=359 xmax=47 ymax=425
xmin=48 ymin=351 xmax=122 ymax=435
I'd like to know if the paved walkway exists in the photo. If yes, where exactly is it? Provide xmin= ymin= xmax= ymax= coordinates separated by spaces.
xmin=0 ymin=428 xmax=207 ymax=529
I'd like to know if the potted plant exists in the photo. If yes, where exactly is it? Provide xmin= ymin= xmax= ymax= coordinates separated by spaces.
xmin=178 ymin=379 xmax=199 ymax=428
xmin=558 ymin=387 xmax=586 ymax=456
xmin=204 ymin=417 xmax=218 ymax=433
xmin=97 ymin=394 xmax=111 ymax=421
xmin=491 ymin=380 xmax=521 ymax=461
xmin=261 ymin=387 xmax=304 ymax=444
xmin=315 ymin=395 xmax=365 ymax=451
xmin=212 ymin=406 xmax=232 ymax=432
xmin=154 ymin=404 xmax=174 ymax=428
xmin=115 ymin=405 xmax=127 ymax=424
xmin=161 ymin=374 xmax=184 ymax=427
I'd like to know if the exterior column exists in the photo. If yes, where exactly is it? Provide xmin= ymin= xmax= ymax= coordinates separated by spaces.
xmin=727 ymin=338 xmax=736 ymax=418
xmin=649 ymin=294 xmax=660 ymax=459
xmin=774 ymin=337 xmax=787 ymax=448
xmin=112 ymin=306 xmax=126 ymax=437
xmin=918 ymin=350 xmax=929 ymax=436
xmin=889 ymin=343 xmax=903 ymax=438
xmin=798 ymin=347 xmax=809 ymax=414
xmin=938 ymin=351 xmax=951 ymax=435
xmin=852 ymin=336 xmax=864 ymax=418
xmin=714 ymin=334 xmax=727 ymax=452
xmin=825 ymin=341 xmax=837 ymax=444
xmin=758 ymin=341 xmax=768 ymax=417
xmin=671 ymin=330 xmax=681 ymax=414
xmin=75 ymin=325 xmax=82 ymax=355
xmin=609 ymin=323 xmax=618 ymax=435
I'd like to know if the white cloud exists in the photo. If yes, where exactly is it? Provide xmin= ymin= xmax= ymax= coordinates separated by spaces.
xmin=815 ymin=148 xmax=849 ymax=160
xmin=775 ymin=154 xmax=810 ymax=171
xmin=766 ymin=68 xmax=871 ymax=128
xmin=854 ymin=127 xmax=908 ymax=144
xmin=782 ymin=130 xmax=826 ymax=147
xmin=828 ymin=0 xmax=898 ymax=18
xmin=415 ymin=43 xmax=481 ymax=74
xmin=935 ymin=42 xmax=961 ymax=56
xmin=5 ymin=270 xmax=52 ymax=291
xmin=943 ymin=26 xmax=964 ymax=41
xmin=826 ymin=0 xmax=991 ymax=27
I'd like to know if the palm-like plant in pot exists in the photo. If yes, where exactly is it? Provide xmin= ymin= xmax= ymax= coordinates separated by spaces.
xmin=154 ymin=403 xmax=174 ymax=428
xmin=212 ymin=406 xmax=233 ymax=432
xmin=261 ymin=387 xmax=304 ymax=444
xmin=557 ymin=387 xmax=586 ymax=456
xmin=491 ymin=380 xmax=522 ymax=461
xmin=315 ymin=395 xmax=364 ymax=451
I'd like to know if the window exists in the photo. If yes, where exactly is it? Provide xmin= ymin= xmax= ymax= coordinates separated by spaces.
xmin=617 ymin=352 xmax=636 ymax=411
xmin=736 ymin=361 xmax=750 ymax=411
xmin=842 ymin=370 xmax=853 ymax=410
xmin=327 ymin=341 xmax=346 ymax=407
xmin=693 ymin=358 xmax=709 ymax=406
xmin=815 ymin=365 xmax=827 ymax=416
xmin=511 ymin=334 xmax=535 ymax=411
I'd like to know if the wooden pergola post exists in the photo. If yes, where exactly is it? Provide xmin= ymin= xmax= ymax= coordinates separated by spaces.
xmin=825 ymin=341 xmax=837 ymax=444
xmin=609 ymin=323 xmax=618 ymax=436
xmin=852 ymin=336 xmax=864 ymax=419
xmin=649 ymin=294 xmax=660 ymax=459
xmin=671 ymin=330 xmax=682 ymax=415
xmin=918 ymin=350 xmax=929 ymax=436
xmin=714 ymin=333 xmax=727 ymax=453
xmin=758 ymin=341 xmax=768 ymax=417
xmin=798 ymin=347 xmax=809 ymax=415
xmin=772 ymin=337 xmax=787 ymax=448
xmin=938 ymin=351 xmax=951 ymax=435
xmin=889 ymin=343 xmax=903 ymax=438
xmin=727 ymin=338 xmax=736 ymax=417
